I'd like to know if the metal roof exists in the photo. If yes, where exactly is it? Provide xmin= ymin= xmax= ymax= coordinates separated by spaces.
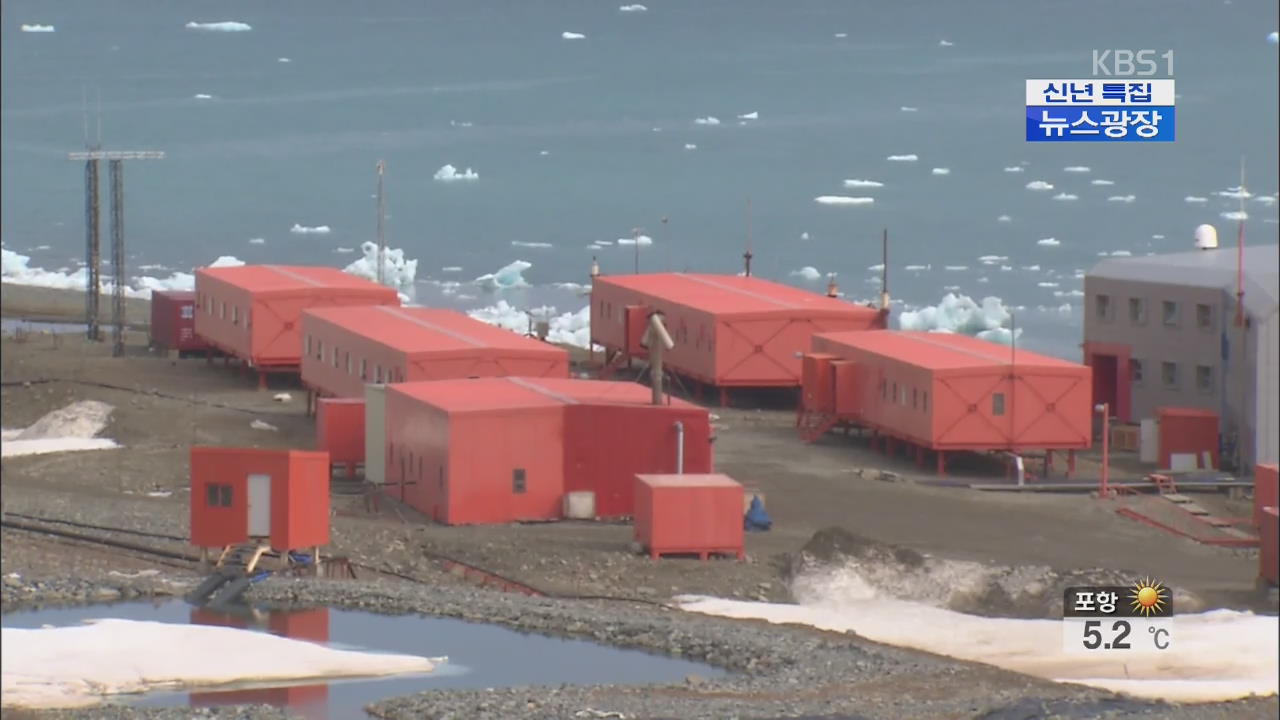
xmin=196 ymin=265 xmax=394 ymax=293
xmin=1088 ymin=245 xmax=1279 ymax=316
xmin=303 ymin=306 xmax=567 ymax=357
xmin=594 ymin=273 xmax=880 ymax=317
xmin=636 ymin=473 xmax=742 ymax=488
xmin=391 ymin=377 xmax=703 ymax=413
xmin=815 ymin=330 xmax=1084 ymax=371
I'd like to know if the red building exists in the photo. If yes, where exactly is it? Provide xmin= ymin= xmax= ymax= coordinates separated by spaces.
xmin=194 ymin=265 xmax=399 ymax=385
xmin=189 ymin=447 xmax=331 ymax=552
xmin=634 ymin=474 xmax=745 ymax=560
xmin=300 ymin=305 xmax=568 ymax=399
xmin=804 ymin=330 xmax=1093 ymax=475
xmin=383 ymin=377 xmax=712 ymax=524
xmin=149 ymin=290 xmax=211 ymax=355
xmin=316 ymin=398 xmax=365 ymax=477
xmin=590 ymin=273 xmax=886 ymax=404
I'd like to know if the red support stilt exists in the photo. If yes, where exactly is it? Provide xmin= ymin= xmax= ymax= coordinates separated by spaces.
xmin=719 ymin=387 xmax=729 ymax=408
xmin=1067 ymin=449 xmax=1076 ymax=479
xmin=936 ymin=451 xmax=947 ymax=477
xmin=345 ymin=462 xmax=355 ymax=480
xmin=257 ymin=371 xmax=267 ymax=390
xmin=1045 ymin=449 xmax=1055 ymax=478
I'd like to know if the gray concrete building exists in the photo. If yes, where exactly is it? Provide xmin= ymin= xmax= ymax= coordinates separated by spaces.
xmin=1083 ymin=243 xmax=1278 ymax=471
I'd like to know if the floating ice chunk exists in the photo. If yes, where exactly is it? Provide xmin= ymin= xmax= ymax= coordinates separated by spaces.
xmin=737 ymin=111 xmax=759 ymax=120
xmin=843 ymin=179 xmax=884 ymax=188
xmin=290 ymin=224 xmax=331 ymax=235
xmin=835 ymin=33 xmax=848 ymax=38
xmin=1022 ymin=264 xmax=1041 ymax=271
xmin=1221 ymin=210 xmax=1248 ymax=221
xmin=193 ymin=94 xmax=214 ymax=100
xmin=333 ymin=247 xmax=356 ymax=254
xmin=1185 ymin=196 xmax=1208 ymax=203
xmin=1026 ymin=180 xmax=1054 ymax=191
xmin=944 ymin=285 xmax=961 ymax=292
xmin=20 ymin=24 xmax=55 ymax=32
xmin=1038 ymin=282 xmax=1059 ymax=288
xmin=896 ymin=293 xmax=1020 ymax=343
xmin=800 ymin=232 xmax=810 ymax=241
xmin=209 ymin=257 xmax=245 ymax=268
xmin=1091 ymin=179 xmax=1115 ymax=186
xmin=683 ymin=143 xmax=697 ymax=150
xmin=616 ymin=235 xmax=654 ymax=246
xmin=1269 ymin=31 xmax=1279 ymax=44
xmin=468 ymin=300 xmax=591 ymax=348
xmin=278 ymin=57 xmax=291 ymax=63
xmin=512 ymin=241 xmax=554 ymax=249
xmin=944 ymin=265 xmax=969 ymax=271
xmin=539 ymin=150 xmax=550 ymax=156
xmin=694 ymin=116 xmax=721 ymax=125
xmin=904 ymin=264 xmax=930 ymax=271
xmin=1053 ymin=193 xmax=1078 ymax=201
xmin=938 ymin=39 xmax=954 ymax=47
xmin=997 ymin=215 xmax=1012 ymax=223
xmin=867 ymin=264 xmax=885 ymax=272
xmin=1057 ymin=289 xmax=1085 ymax=298
xmin=1110 ymin=250 xmax=1133 ymax=257
xmin=815 ymin=196 xmax=874 ymax=206
xmin=562 ymin=31 xmax=585 ymax=40
xmin=186 ymin=21 xmax=252 ymax=31
xmin=1217 ymin=187 xmax=1253 ymax=199
xmin=475 ymin=260 xmax=532 ymax=291
xmin=1063 ymin=166 xmax=1090 ymax=173
xmin=1152 ymin=234 xmax=1166 ymax=240
xmin=1003 ymin=166 xmax=1024 ymax=173
xmin=248 ymin=237 xmax=266 ymax=245
xmin=931 ymin=168 xmax=950 ymax=176
xmin=1108 ymin=195 xmax=1136 ymax=203
xmin=978 ymin=255 xmax=1008 ymax=264
xmin=887 ymin=154 xmax=918 ymax=162
xmin=433 ymin=164 xmax=479 ymax=182
xmin=1253 ymin=195 xmax=1277 ymax=206
xmin=899 ymin=106 xmax=918 ymax=112
xmin=619 ymin=4 xmax=648 ymax=11
xmin=1000 ymin=265 xmax=1013 ymax=272
xmin=977 ymin=277 xmax=990 ymax=284
xmin=342 ymin=242 xmax=417 ymax=287
xmin=1037 ymin=238 xmax=1060 ymax=247
xmin=790 ymin=267 xmax=822 ymax=280
xmin=449 ymin=120 xmax=474 ymax=128
xmin=595 ymin=240 xmax=615 ymax=246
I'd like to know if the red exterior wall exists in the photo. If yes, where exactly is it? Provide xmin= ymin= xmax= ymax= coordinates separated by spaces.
xmin=1156 ymin=407 xmax=1220 ymax=470
xmin=563 ymin=403 xmax=713 ymax=518
xmin=1261 ymin=507 xmax=1279 ymax=586
xmin=189 ymin=447 xmax=330 ymax=551
xmin=194 ymin=267 xmax=399 ymax=368
xmin=801 ymin=354 xmax=837 ymax=413
xmin=1256 ymin=464 xmax=1279 ymax=529
xmin=317 ymin=398 xmax=365 ymax=465
xmin=150 ymin=290 xmax=209 ymax=352
xmin=634 ymin=474 xmax=744 ymax=557
xmin=1082 ymin=340 xmax=1132 ymax=424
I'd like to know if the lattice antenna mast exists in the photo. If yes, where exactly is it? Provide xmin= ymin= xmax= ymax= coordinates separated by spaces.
xmin=743 ymin=197 xmax=753 ymax=277
xmin=376 ymin=160 xmax=387 ymax=285
xmin=880 ymin=228 xmax=890 ymax=309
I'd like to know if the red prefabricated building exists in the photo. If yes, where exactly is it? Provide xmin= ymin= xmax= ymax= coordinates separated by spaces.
xmin=634 ymin=474 xmax=745 ymax=560
xmin=1156 ymin=407 xmax=1220 ymax=471
xmin=193 ymin=265 xmax=399 ymax=380
xmin=189 ymin=607 xmax=329 ymax=710
xmin=1256 ymin=464 xmax=1278 ymax=529
xmin=317 ymin=397 xmax=365 ymax=476
xmin=383 ymin=377 xmax=712 ymax=525
xmin=300 ymin=305 xmax=569 ymax=399
xmin=805 ymin=330 xmax=1093 ymax=474
xmin=1261 ymin=507 xmax=1279 ymax=587
xmin=590 ymin=273 xmax=886 ymax=401
xmin=189 ymin=446 xmax=331 ymax=552
xmin=149 ymin=290 xmax=211 ymax=354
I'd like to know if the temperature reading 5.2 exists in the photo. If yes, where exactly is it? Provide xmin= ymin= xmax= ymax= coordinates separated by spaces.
xmin=1081 ymin=620 xmax=1131 ymax=650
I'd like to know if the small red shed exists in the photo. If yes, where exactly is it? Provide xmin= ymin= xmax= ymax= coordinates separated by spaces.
xmin=1254 ymin=464 xmax=1278 ymax=529
xmin=1156 ymin=407 xmax=1220 ymax=471
xmin=384 ymin=377 xmax=712 ymax=525
xmin=317 ymin=398 xmax=365 ymax=477
xmin=634 ymin=474 xmax=745 ymax=560
xmin=189 ymin=446 xmax=331 ymax=552
xmin=150 ymin=290 xmax=211 ymax=354
xmin=807 ymin=330 xmax=1093 ymax=473
xmin=193 ymin=265 xmax=399 ymax=376
xmin=300 ymin=305 xmax=569 ymax=399
xmin=590 ymin=273 xmax=885 ymax=402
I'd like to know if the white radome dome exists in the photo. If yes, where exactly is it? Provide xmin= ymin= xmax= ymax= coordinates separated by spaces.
xmin=1194 ymin=224 xmax=1219 ymax=250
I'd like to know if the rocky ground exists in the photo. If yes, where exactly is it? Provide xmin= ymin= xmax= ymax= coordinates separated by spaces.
xmin=2 ymin=285 xmax=1277 ymax=719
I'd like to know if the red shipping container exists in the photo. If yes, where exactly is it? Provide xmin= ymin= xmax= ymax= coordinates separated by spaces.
xmin=812 ymin=330 xmax=1092 ymax=452
xmin=591 ymin=273 xmax=885 ymax=389
xmin=801 ymin=353 xmax=836 ymax=413
xmin=301 ymin=306 xmax=568 ymax=398
xmin=193 ymin=265 xmax=399 ymax=369
xmin=831 ymin=360 xmax=859 ymax=416
xmin=316 ymin=397 xmax=365 ymax=467
xmin=150 ymin=290 xmax=211 ymax=353
xmin=634 ymin=474 xmax=745 ymax=560
xmin=1156 ymin=407 xmax=1219 ymax=471
xmin=1256 ymin=464 xmax=1279 ymax=529
xmin=189 ymin=446 xmax=331 ymax=552
xmin=1262 ymin=507 xmax=1279 ymax=587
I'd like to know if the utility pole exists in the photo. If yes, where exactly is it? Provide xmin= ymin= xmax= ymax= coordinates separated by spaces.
xmin=661 ymin=216 xmax=669 ymax=271
xmin=633 ymin=227 xmax=642 ymax=274
xmin=376 ymin=160 xmax=386 ymax=285
xmin=743 ymin=197 xmax=753 ymax=277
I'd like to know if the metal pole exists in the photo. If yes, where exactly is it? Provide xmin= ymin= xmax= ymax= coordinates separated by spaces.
xmin=1100 ymin=402 xmax=1111 ymax=499
xmin=662 ymin=216 xmax=669 ymax=271
xmin=376 ymin=160 xmax=386 ymax=285
xmin=84 ymin=158 xmax=101 ymax=341
xmin=109 ymin=159 xmax=125 ymax=357
xmin=633 ymin=227 xmax=641 ymax=274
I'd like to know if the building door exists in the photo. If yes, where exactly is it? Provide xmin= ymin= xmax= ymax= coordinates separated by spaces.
xmin=247 ymin=474 xmax=272 ymax=537
xmin=1091 ymin=354 xmax=1119 ymax=416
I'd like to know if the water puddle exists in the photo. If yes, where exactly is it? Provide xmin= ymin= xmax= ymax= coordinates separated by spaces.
xmin=3 ymin=600 xmax=723 ymax=719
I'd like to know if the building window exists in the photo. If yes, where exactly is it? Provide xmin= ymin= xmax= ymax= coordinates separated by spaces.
xmin=1161 ymin=361 xmax=1178 ymax=388
xmin=1196 ymin=365 xmax=1214 ymax=393
xmin=1162 ymin=300 xmax=1179 ymax=327
xmin=912 ymin=388 xmax=919 ymax=410
xmin=306 ymin=334 xmax=312 ymax=357
xmin=512 ymin=468 xmax=527 ymax=494
xmin=992 ymin=393 xmax=1006 ymax=416
xmin=231 ymin=306 xmax=239 ymax=325
xmin=880 ymin=379 xmax=887 ymax=400
xmin=1131 ymin=359 xmax=1144 ymax=385
xmin=1128 ymin=297 xmax=1146 ymax=325
xmin=922 ymin=391 xmax=929 ymax=412
xmin=316 ymin=340 xmax=324 ymax=361
xmin=180 ymin=305 xmax=194 ymax=320
xmin=360 ymin=358 xmax=368 ymax=381
xmin=375 ymin=365 xmax=383 ymax=383
xmin=206 ymin=483 xmax=232 ymax=508
xmin=219 ymin=301 xmax=226 ymax=319
xmin=1095 ymin=294 xmax=1112 ymax=322
xmin=1195 ymin=303 xmax=1213 ymax=330
xmin=332 ymin=347 xmax=339 ymax=368
xmin=892 ymin=382 xmax=898 ymax=404
xmin=346 ymin=352 xmax=352 ymax=374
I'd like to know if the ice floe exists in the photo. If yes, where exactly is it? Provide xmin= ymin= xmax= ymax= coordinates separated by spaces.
xmin=694 ymin=116 xmax=721 ymax=125
xmin=616 ymin=235 xmax=654 ymax=246
xmin=475 ymin=260 xmax=532 ymax=291
xmin=185 ymin=21 xmax=252 ymax=32
xmin=800 ymin=232 xmax=810 ymax=241
xmin=1063 ymin=166 xmax=1090 ymax=173
xmin=468 ymin=300 xmax=591 ymax=348
xmin=1026 ymin=180 xmax=1054 ymax=191
xmin=1269 ymin=31 xmax=1279 ymax=44
xmin=1185 ymin=196 xmax=1208 ymax=204
xmin=1037 ymin=238 xmax=1061 ymax=247
xmin=333 ymin=247 xmax=356 ymax=254
xmin=290 ymin=224 xmax=331 ymax=235
xmin=944 ymin=265 xmax=968 ymax=272
xmin=1091 ymin=179 xmax=1115 ymax=186
xmin=1217 ymin=187 xmax=1253 ymax=199
xmin=896 ymin=293 xmax=1019 ymax=344
xmin=899 ymin=106 xmax=918 ymax=112
xmin=562 ymin=31 xmax=585 ymax=40
xmin=931 ymin=168 xmax=950 ymax=176
xmin=843 ymin=179 xmax=884 ymax=188
xmin=248 ymin=237 xmax=266 ymax=245
xmin=737 ymin=111 xmax=759 ymax=120
xmin=619 ymin=4 xmax=648 ymax=11
xmin=938 ymin=39 xmax=954 ymax=47
xmin=1253 ymin=196 xmax=1277 ymax=206
xmin=21 ymin=24 xmax=55 ymax=33
xmin=790 ymin=267 xmax=822 ymax=281
xmin=835 ymin=33 xmax=848 ymax=38
xmin=887 ymin=154 xmax=918 ymax=162
xmin=433 ymin=164 xmax=479 ymax=182
xmin=904 ymin=264 xmax=930 ymax=271
xmin=342 ymin=242 xmax=418 ymax=287
xmin=278 ymin=57 xmax=291 ymax=63
xmin=996 ymin=215 xmax=1012 ymax=223
xmin=512 ymin=241 xmax=554 ymax=249
xmin=1107 ymin=195 xmax=1136 ymax=203
xmin=1053 ymin=193 xmax=1078 ymax=201
xmin=1220 ymin=210 xmax=1248 ymax=221
xmin=815 ymin=196 xmax=874 ymax=206
xmin=2 ymin=248 xmax=244 ymax=299
xmin=1038 ymin=282 xmax=1059 ymax=288
xmin=193 ymin=94 xmax=214 ymax=100
xmin=683 ymin=143 xmax=697 ymax=150
xmin=1003 ymin=166 xmax=1024 ymax=173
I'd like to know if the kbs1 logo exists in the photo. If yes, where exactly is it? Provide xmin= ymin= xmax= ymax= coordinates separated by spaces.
xmin=1026 ymin=50 xmax=1175 ymax=142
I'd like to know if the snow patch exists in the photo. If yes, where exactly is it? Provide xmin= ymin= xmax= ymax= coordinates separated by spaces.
xmin=185 ymin=21 xmax=252 ymax=32
xmin=887 ymin=154 xmax=918 ymax=162
xmin=342 ymin=242 xmax=418 ymax=287
xmin=1026 ymin=180 xmax=1054 ymax=191
xmin=2 ymin=401 xmax=119 ymax=459
xmin=815 ymin=196 xmax=874 ymax=206
xmin=433 ymin=165 xmax=479 ymax=182
xmin=290 ymin=224 xmax=331 ymax=235
xmin=250 ymin=420 xmax=278 ymax=432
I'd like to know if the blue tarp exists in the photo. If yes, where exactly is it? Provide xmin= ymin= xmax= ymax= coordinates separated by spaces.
xmin=744 ymin=495 xmax=772 ymax=532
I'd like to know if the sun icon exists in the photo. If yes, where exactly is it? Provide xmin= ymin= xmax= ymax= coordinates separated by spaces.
xmin=1129 ymin=577 xmax=1167 ymax=616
